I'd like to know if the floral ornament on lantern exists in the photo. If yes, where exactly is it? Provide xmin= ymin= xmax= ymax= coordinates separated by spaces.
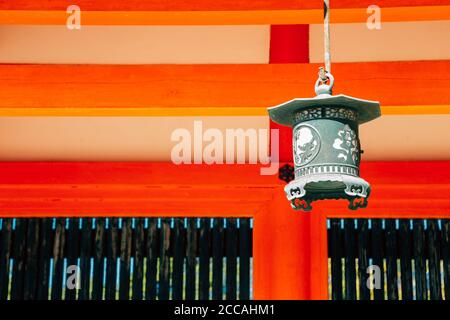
xmin=332 ymin=124 xmax=360 ymax=165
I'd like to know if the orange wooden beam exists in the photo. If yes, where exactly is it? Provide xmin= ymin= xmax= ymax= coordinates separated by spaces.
xmin=1 ymin=0 xmax=447 ymax=11
xmin=0 ymin=162 xmax=280 ymax=217
xmin=1 ymin=6 xmax=449 ymax=25
xmin=1 ymin=1 xmax=449 ymax=25
xmin=0 ymin=62 xmax=449 ymax=116
xmin=0 ymin=162 xmax=280 ymax=186
xmin=0 ymin=162 xmax=447 ymax=186
xmin=360 ymin=161 xmax=450 ymax=185
xmin=0 ymin=161 xmax=448 ymax=218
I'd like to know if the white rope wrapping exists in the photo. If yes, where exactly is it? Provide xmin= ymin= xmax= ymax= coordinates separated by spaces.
xmin=324 ymin=0 xmax=331 ymax=72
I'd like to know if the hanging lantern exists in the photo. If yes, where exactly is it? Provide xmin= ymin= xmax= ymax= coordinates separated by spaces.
xmin=268 ymin=68 xmax=381 ymax=211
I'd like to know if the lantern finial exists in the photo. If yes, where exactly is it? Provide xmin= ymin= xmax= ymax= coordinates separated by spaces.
xmin=315 ymin=67 xmax=334 ymax=96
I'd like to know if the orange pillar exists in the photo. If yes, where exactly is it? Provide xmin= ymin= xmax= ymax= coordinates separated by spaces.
xmin=307 ymin=206 xmax=329 ymax=300
xmin=253 ymin=187 xmax=329 ymax=300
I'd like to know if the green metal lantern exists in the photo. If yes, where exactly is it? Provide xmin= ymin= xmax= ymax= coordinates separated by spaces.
xmin=268 ymin=69 xmax=381 ymax=211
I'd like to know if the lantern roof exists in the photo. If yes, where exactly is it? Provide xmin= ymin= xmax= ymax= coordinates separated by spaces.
xmin=268 ymin=93 xmax=381 ymax=126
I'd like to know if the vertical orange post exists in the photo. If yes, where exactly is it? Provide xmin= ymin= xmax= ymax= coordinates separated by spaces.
xmin=259 ymin=23 xmax=329 ymax=300
xmin=269 ymin=24 xmax=310 ymax=163
xmin=253 ymin=187 xmax=329 ymax=300
xmin=307 ymin=206 xmax=329 ymax=300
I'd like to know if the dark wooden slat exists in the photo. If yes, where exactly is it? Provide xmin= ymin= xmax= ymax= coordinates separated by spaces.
xmin=212 ymin=218 xmax=224 ymax=300
xmin=159 ymin=218 xmax=171 ymax=300
xmin=199 ymin=218 xmax=211 ymax=300
xmin=65 ymin=218 xmax=79 ymax=300
xmin=51 ymin=218 xmax=65 ymax=300
xmin=36 ymin=218 xmax=52 ymax=300
xmin=427 ymin=219 xmax=442 ymax=300
xmin=239 ymin=218 xmax=251 ymax=300
xmin=145 ymin=218 xmax=158 ymax=300
xmin=330 ymin=219 xmax=343 ymax=300
xmin=23 ymin=219 xmax=40 ymax=300
xmin=385 ymin=219 xmax=398 ymax=300
xmin=371 ymin=219 xmax=384 ymax=300
xmin=186 ymin=218 xmax=197 ymax=300
xmin=78 ymin=218 xmax=92 ymax=300
xmin=2 ymin=217 xmax=253 ymax=301
xmin=105 ymin=218 xmax=119 ymax=300
xmin=92 ymin=218 xmax=105 ymax=300
xmin=344 ymin=219 xmax=356 ymax=300
xmin=11 ymin=219 xmax=27 ymax=300
xmin=226 ymin=218 xmax=237 ymax=300
xmin=35 ymin=218 xmax=52 ymax=300
xmin=399 ymin=219 xmax=413 ymax=300
xmin=412 ymin=219 xmax=427 ymax=300
xmin=119 ymin=218 xmax=132 ymax=300
xmin=0 ymin=219 xmax=12 ymax=300
xmin=357 ymin=219 xmax=370 ymax=300
xmin=172 ymin=218 xmax=184 ymax=300
xmin=442 ymin=219 xmax=450 ymax=301
xmin=132 ymin=218 xmax=145 ymax=300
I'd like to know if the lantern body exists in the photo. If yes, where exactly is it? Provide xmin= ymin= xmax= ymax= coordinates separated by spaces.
xmin=268 ymin=83 xmax=381 ymax=211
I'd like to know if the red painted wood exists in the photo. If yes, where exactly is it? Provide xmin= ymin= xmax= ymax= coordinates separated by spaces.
xmin=0 ymin=161 xmax=449 ymax=299
xmin=308 ymin=210 xmax=329 ymax=299
xmin=267 ymin=24 xmax=323 ymax=299
xmin=361 ymin=161 xmax=450 ymax=184
xmin=0 ymin=162 xmax=280 ymax=185
xmin=1 ymin=161 xmax=449 ymax=185
xmin=0 ymin=0 xmax=447 ymax=11
xmin=1 ymin=62 xmax=449 ymax=110
xmin=269 ymin=25 xmax=309 ymax=64
xmin=0 ymin=161 xmax=449 ymax=218
xmin=253 ymin=189 xmax=308 ymax=299
xmin=269 ymin=25 xmax=309 ymax=163
xmin=0 ymin=162 xmax=279 ymax=217
xmin=253 ymin=190 xmax=329 ymax=299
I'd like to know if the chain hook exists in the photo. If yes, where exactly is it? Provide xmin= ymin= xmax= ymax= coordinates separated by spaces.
xmin=315 ymin=67 xmax=334 ymax=96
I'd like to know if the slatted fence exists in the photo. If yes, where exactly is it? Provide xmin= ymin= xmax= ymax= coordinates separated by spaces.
xmin=0 ymin=217 xmax=252 ymax=300
xmin=328 ymin=219 xmax=450 ymax=300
